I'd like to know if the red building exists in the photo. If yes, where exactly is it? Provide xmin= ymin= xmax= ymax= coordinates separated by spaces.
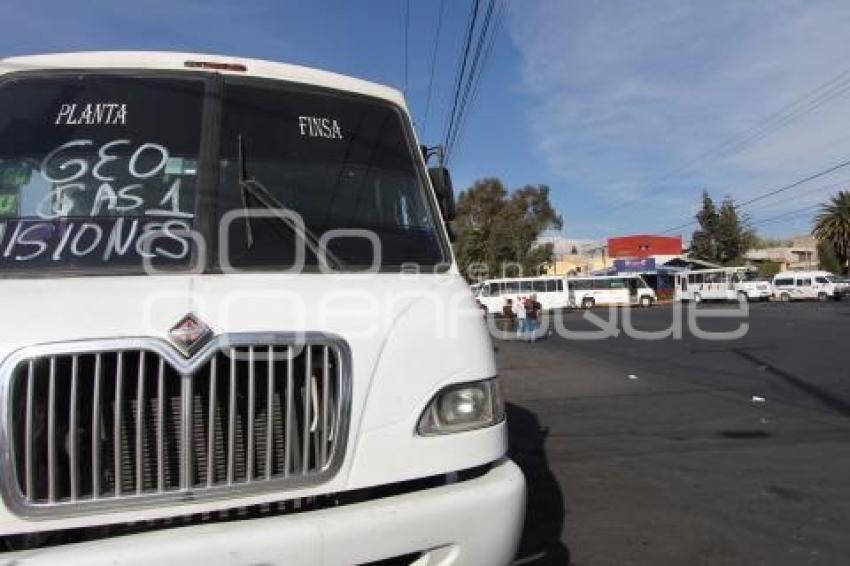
xmin=607 ymin=235 xmax=683 ymax=259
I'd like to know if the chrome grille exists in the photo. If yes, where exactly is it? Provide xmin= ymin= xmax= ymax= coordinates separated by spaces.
xmin=1 ymin=335 xmax=350 ymax=518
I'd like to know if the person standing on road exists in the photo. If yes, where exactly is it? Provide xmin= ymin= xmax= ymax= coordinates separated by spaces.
xmin=514 ymin=296 xmax=527 ymax=337
xmin=502 ymin=298 xmax=515 ymax=333
xmin=529 ymin=294 xmax=543 ymax=339
xmin=525 ymin=295 xmax=538 ymax=335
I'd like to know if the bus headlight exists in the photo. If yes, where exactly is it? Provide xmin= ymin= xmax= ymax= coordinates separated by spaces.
xmin=417 ymin=378 xmax=505 ymax=436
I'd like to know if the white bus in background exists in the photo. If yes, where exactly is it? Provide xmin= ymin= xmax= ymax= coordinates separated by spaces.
xmin=474 ymin=276 xmax=570 ymax=314
xmin=567 ymin=274 xmax=656 ymax=308
xmin=674 ymin=267 xmax=771 ymax=303
xmin=772 ymin=271 xmax=843 ymax=301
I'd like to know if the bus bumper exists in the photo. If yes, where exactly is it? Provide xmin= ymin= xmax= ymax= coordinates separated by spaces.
xmin=4 ymin=459 xmax=526 ymax=566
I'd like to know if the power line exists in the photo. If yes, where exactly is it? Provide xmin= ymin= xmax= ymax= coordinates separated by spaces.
xmin=744 ymin=177 xmax=850 ymax=216
xmin=449 ymin=0 xmax=505 ymax=157
xmin=422 ymin=0 xmax=446 ymax=138
xmin=446 ymin=0 xmax=503 ymax=162
xmin=738 ymin=157 xmax=850 ymax=208
xmin=443 ymin=0 xmax=480 ymax=158
xmin=659 ymin=157 xmax=850 ymax=235
xmin=750 ymin=203 xmax=821 ymax=227
xmin=443 ymin=0 xmax=504 ymax=164
xmin=607 ymin=66 xmax=850 ymax=214
xmin=452 ymin=0 xmax=495 ymax=130
xmin=673 ymin=70 xmax=850 ymax=179
xmin=447 ymin=0 xmax=495 ymax=156
xmin=751 ymin=207 xmax=821 ymax=229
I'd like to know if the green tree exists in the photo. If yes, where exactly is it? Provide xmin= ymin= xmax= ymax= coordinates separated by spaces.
xmin=690 ymin=192 xmax=718 ymax=261
xmin=690 ymin=191 xmax=754 ymax=265
xmin=817 ymin=239 xmax=843 ymax=274
xmin=716 ymin=198 xmax=755 ymax=264
xmin=812 ymin=191 xmax=850 ymax=274
xmin=454 ymin=178 xmax=563 ymax=280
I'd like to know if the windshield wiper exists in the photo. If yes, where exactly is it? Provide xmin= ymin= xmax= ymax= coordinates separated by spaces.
xmin=237 ymin=135 xmax=345 ymax=271
xmin=238 ymin=135 xmax=256 ymax=248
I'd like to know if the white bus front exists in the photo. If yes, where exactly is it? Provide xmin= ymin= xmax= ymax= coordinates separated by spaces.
xmin=0 ymin=52 xmax=524 ymax=566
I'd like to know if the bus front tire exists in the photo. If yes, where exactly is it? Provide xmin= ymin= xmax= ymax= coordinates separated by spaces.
xmin=780 ymin=293 xmax=791 ymax=302
xmin=639 ymin=296 xmax=653 ymax=308
xmin=817 ymin=292 xmax=829 ymax=302
xmin=582 ymin=297 xmax=595 ymax=309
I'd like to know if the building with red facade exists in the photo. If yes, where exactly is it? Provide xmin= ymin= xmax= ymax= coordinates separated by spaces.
xmin=604 ymin=236 xmax=684 ymax=299
xmin=607 ymin=235 xmax=683 ymax=259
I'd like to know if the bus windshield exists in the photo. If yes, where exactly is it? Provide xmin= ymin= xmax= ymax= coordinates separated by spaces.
xmin=0 ymin=73 xmax=446 ymax=275
xmin=217 ymin=79 xmax=445 ymax=270
xmin=0 ymin=74 xmax=204 ymax=272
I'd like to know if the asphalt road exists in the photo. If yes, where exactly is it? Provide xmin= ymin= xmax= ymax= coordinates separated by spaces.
xmin=498 ymin=300 xmax=850 ymax=566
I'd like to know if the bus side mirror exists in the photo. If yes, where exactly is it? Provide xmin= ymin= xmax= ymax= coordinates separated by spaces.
xmin=428 ymin=167 xmax=456 ymax=221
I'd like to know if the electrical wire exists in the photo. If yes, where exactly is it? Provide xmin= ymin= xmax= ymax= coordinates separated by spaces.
xmin=443 ymin=0 xmax=480 ymax=158
xmin=659 ymin=157 xmax=850 ymax=234
xmin=607 ymin=66 xmax=850 ymax=214
xmin=676 ymin=71 xmax=850 ymax=178
xmin=744 ymin=177 xmax=850 ymax=216
xmin=751 ymin=209 xmax=820 ymax=229
xmin=446 ymin=0 xmax=504 ymax=163
xmin=446 ymin=0 xmax=496 ymax=158
xmin=422 ymin=0 xmax=447 ymax=138
xmin=750 ymin=203 xmax=821 ymax=227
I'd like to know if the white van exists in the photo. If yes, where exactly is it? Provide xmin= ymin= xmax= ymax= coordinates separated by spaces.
xmin=475 ymin=276 xmax=569 ymax=314
xmin=568 ymin=274 xmax=656 ymax=308
xmin=772 ymin=270 xmax=842 ymax=301
xmin=736 ymin=274 xmax=773 ymax=301
xmin=0 ymin=52 xmax=524 ymax=565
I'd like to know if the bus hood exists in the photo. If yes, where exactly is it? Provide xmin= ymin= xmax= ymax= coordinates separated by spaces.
xmin=0 ymin=273 xmax=504 ymax=534
xmin=0 ymin=274 xmax=484 ymax=351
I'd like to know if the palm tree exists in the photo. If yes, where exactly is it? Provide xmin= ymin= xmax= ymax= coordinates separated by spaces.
xmin=813 ymin=191 xmax=850 ymax=274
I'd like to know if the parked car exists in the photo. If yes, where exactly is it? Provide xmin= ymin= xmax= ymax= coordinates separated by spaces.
xmin=772 ymin=270 xmax=843 ymax=301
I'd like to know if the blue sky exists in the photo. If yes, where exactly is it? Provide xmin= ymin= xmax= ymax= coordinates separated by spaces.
xmin=2 ymin=0 xmax=850 ymax=240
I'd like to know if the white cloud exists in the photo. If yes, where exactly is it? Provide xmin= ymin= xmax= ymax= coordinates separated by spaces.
xmin=507 ymin=0 xmax=850 ymax=234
